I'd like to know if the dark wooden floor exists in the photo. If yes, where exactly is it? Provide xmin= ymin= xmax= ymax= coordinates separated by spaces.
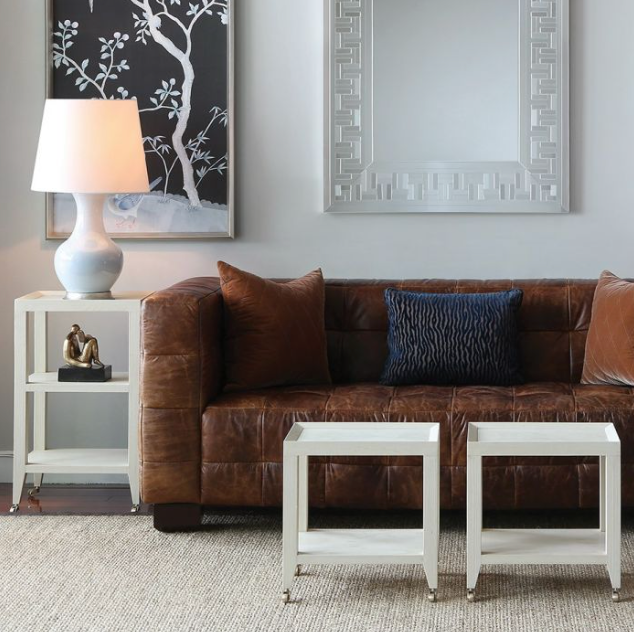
xmin=3 ymin=483 xmax=633 ymax=527
xmin=0 ymin=483 xmax=151 ymax=516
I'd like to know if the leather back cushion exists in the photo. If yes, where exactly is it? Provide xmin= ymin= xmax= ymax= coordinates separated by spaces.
xmin=582 ymin=271 xmax=634 ymax=386
xmin=324 ymin=280 xmax=598 ymax=384
xmin=219 ymin=262 xmax=331 ymax=391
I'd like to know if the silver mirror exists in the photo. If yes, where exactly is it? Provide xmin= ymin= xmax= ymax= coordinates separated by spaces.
xmin=324 ymin=0 xmax=569 ymax=214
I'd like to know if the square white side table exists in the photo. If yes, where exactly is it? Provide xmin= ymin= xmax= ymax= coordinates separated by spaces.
xmin=11 ymin=291 xmax=149 ymax=513
xmin=466 ymin=422 xmax=621 ymax=602
xmin=282 ymin=422 xmax=440 ymax=604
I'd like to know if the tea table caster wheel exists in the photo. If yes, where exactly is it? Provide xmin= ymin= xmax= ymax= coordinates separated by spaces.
xmin=612 ymin=589 xmax=620 ymax=603
xmin=427 ymin=589 xmax=437 ymax=603
xmin=282 ymin=590 xmax=291 ymax=604
xmin=294 ymin=565 xmax=301 ymax=577
xmin=131 ymin=504 xmax=140 ymax=514
xmin=9 ymin=504 xmax=19 ymax=514
xmin=28 ymin=486 xmax=40 ymax=497
xmin=467 ymin=589 xmax=476 ymax=603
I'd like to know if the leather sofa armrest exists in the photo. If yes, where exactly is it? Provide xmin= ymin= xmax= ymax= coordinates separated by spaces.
xmin=139 ymin=277 xmax=223 ymax=504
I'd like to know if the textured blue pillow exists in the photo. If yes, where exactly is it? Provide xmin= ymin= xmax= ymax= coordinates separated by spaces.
xmin=380 ymin=288 xmax=524 ymax=386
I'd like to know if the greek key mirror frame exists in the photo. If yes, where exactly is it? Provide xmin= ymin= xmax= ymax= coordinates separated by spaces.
xmin=324 ymin=0 xmax=569 ymax=214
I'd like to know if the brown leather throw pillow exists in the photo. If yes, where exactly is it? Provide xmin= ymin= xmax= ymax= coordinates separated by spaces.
xmin=582 ymin=271 xmax=634 ymax=386
xmin=218 ymin=261 xmax=332 ymax=392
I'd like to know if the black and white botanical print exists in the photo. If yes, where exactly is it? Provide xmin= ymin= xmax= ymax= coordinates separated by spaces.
xmin=49 ymin=0 xmax=232 ymax=238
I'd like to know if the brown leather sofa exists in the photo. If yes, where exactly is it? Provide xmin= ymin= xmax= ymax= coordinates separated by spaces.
xmin=140 ymin=278 xmax=634 ymax=530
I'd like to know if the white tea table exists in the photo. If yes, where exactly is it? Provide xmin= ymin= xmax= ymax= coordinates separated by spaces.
xmin=282 ymin=422 xmax=440 ymax=604
xmin=466 ymin=422 xmax=621 ymax=602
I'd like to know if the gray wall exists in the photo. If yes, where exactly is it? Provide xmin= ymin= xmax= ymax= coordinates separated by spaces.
xmin=1 ymin=0 xmax=634 ymax=482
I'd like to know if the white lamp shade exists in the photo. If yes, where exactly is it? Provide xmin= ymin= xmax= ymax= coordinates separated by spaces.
xmin=32 ymin=99 xmax=150 ymax=194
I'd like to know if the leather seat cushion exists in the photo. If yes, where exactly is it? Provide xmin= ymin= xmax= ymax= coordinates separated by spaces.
xmin=203 ymin=382 xmax=634 ymax=468
xmin=199 ymin=382 xmax=634 ymax=509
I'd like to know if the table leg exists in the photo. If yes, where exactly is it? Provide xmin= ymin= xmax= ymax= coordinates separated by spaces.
xmin=12 ymin=390 xmax=27 ymax=511
xmin=466 ymin=454 xmax=482 ymax=597
xmin=128 ymin=307 xmax=141 ymax=511
xmin=282 ymin=451 xmax=299 ymax=602
xmin=298 ymin=455 xmax=308 ymax=533
xmin=423 ymin=453 xmax=440 ymax=600
xmin=32 ymin=312 xmax=47 ymax=491
xmin=606 ymin=455 xmax=621 ymax=594
xmin=11 ymin=308 xmax=28 ymax=512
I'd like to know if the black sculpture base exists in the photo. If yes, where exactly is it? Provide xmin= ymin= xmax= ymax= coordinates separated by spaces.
xmin=58 ymin=365 xmax=112 ymax=383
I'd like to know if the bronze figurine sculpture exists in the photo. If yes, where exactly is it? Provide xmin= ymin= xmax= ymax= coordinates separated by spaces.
xmin=63 ymin=324 xmax=104 ymax=368
xmin=59 ymin=324 xmax=111 ymax=382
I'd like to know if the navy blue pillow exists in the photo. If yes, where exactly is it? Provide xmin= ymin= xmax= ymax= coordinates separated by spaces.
xmin=380 ymin=289 xmax=524 ymax=386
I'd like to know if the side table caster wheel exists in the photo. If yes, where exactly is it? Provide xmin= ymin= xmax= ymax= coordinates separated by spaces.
xmin=467 ymin=589 xmax=476 ymax=603
xmin=282 ymin=590 xmax=291 ymax=604
xmin=28 ymin=486 xmax=40 ymax=497
xmin=612 ymin=589 xmax=620 ymax=603
xmin=294 ymin=565 xmax=301 ymax=577
xmin=131 ymin=505 xmax=140 ymax=514
xmin=427 ymin=589 xmax=437 ymax=603
xmin=9 ymin=504 xmax=19 ymax=514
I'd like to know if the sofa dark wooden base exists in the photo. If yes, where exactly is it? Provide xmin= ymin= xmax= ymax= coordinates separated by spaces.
xmin=140 ymin=278 xmax=634 ymax=531
xmin=153 ymin=503 xmax=202 ymax=532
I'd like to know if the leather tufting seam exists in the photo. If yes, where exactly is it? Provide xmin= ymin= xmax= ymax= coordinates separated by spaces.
xmin=572 ymin=385 xmax=579 ymax=423
xmin=450 ymin=386 xmax=456 ymax=503
xmin=259 ymin=401 xmax=265 ymax=506
xmin=323 ymin=386 xmax=336 ymax=501
xmin=144 ymin=407 xmax=199 ymax=411
xmin=197 ymin=293 xmax=204 ymax=503
xmin=323 ymin=387 xmax=335 ymax=419
xmin=386 ymin=386 xmax=396 ymax=502
xmin=144 ymin=459 xmax=198 ymax=464
xmin=196 ymin=286 xmax=222 ymax=503
xmin=567 ymin=281 xmax=573 ymax=382
xmin=143 ymin=352 xmax=205 ymax=357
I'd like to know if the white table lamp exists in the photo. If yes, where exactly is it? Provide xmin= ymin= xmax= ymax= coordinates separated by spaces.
xmin=32 ymin=99 xmax=149 ymax=299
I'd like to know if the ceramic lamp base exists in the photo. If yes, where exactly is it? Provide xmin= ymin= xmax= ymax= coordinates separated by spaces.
xmin=55 ymin=193 xmax=123 ymax=299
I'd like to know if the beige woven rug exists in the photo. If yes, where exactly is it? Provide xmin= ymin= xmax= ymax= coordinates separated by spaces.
xmin=0 ymin=511 xmax=632 ymax=632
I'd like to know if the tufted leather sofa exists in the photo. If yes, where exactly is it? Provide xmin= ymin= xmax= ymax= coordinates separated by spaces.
xmin=140 ymin=278 xmax=634 ymax=530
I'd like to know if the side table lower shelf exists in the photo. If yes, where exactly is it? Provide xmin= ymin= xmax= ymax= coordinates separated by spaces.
xmin=481 ymin=529 xmax=608 ymax=565
xmin=26 ymin=449 xmax=129 ymax=474
xmin=298 ymin=529 xmax=425 ymax=565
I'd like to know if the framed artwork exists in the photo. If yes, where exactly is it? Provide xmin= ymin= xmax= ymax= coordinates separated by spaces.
xmin=45 ymin=0 xmax=234 ymax=239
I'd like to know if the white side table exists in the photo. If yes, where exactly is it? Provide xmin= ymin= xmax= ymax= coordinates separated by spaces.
xmin=11 ymin=291 xmax=149 ymax=513
xmin=282 ymin=422 xmax=440 ymax=604
xmin=466 ymin=422 xmax=621 ymax=602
